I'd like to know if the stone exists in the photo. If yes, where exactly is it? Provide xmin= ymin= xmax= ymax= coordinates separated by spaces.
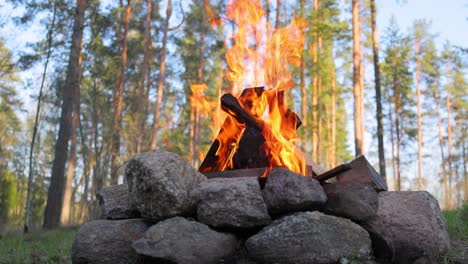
xmin=192 ymin=177 xmax=271 ymax=229
xmin=361 ymin=191 xmax=450 ymax=263
xmin=125 ymin=150 xmax=207 ymax=220
xmin=262 ymin=167 xmax=327 ymax=215
xmin=323 ymin=182 xmax=378 ymax=221
xmin=132 ymin=217 xmax=238 ymax=264
xmin=71 ymin=219 xmax=151 ymax=264
xmin=96 ymin=184 xmax=140 ymax=219
xmin=245 ymin=211 xmax=372 ymax=264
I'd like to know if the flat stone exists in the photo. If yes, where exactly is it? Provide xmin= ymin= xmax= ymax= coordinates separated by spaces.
xmin=125 ymin=150 xmax=207 ymax=220
xmin=323 ymin=182 xmax=378 ymax=221
xmin=192 ymin=177 xmax=271 ymax=229
xmin=96 ymin=184 xmax=140 ymax=219
xmin=262 ymin=167 xmax=327 ymax=215
xmin=361 ymin=191 xmax=450 ymax=263
xmin=132 ymin=217 xmax=238 ymax=264
xmin=246 ymin=211 xmax=372 ymax=264
xmin=71 ymin=219 xmax=151 ymax=264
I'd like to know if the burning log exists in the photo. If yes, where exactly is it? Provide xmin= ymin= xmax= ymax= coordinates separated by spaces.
xmin=199 ymin=87 xmax=305 ymax=174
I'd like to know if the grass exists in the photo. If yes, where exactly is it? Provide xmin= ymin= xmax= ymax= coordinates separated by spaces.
xmin=440 ymin=202 xmax=468 ymax=264
xmin=0 ymin=228 xmax=77 ymax=264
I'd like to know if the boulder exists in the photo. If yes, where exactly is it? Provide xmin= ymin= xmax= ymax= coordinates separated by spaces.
xmin=245 ymin=211 xmax=372 ymax=264
xmin=96 ymin=184 xmax=140 ymax=219
xmin=125 ymin=150 xmax=207 ymax=220
xmin=323 ymin=182 xmax=378 ymax=221
xmin=361 ymin=191 xmax=450 ymax=263
xmin=132 ymin=217 xmax=238 ymax=264
xmin=71 ymin=219 xmax=151 ymax=264
xmin=192 ymin=177 xmax=271 ymax=229
xmin=262 ymin=167 xmax=327 ymax=215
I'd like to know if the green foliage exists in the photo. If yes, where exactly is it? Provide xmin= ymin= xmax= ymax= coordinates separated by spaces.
xmin=0 ymin=228 xmax=76 ymax=264
xmin=0 ymin=169 xmax=18 ymax=224
xmin=443 ymin=202 xmax=468 ymax=241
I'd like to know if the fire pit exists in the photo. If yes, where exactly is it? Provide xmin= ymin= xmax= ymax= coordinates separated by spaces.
xmin=72 ymin=0 xmax=449 ymax=262
xmin=72 ymin=150 xmax=450 ymax=264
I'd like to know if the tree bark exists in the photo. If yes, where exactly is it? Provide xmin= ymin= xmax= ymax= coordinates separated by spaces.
xmin=151 ymin=0 xmax=172 ymax=150
xmin=352 ymin=0 xmax=363 ymax=156
xmin=311 ymin=0 xmax=319 ymax=161
xmin=24 ymin=0 xmax=57 ymax=233
xmin=193 ymin=5 xmax=206 ymax=166
xmin=111 ymin=0 xmax=131 ymax=184
xmin=61 ymin=65 xmax=81 ymax=226
xmin=136 ymin=0 xmax=152 ymax=153
xmin=275 ymin=0 xmax=281 ymax=29
xmin=414 ymin=33 xmax=423 ymax=191
xmin=43 ymin=0 xmax=86 ymax=229
xmin=445 ymin=64 xmax=453 ymax=209
xmin=433 ymin=88 xmax=449 ymax=208
xmin=370 ymin=0 xmax=386 ymax=180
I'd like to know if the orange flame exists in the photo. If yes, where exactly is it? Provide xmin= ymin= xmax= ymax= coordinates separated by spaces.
xmin=199 ymin=0 xmax=307 ymax=175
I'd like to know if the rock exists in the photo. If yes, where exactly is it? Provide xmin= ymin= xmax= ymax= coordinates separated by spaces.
xmin=125 ymin=150 xmax=207 ymax=220
xmin=361 ymin=191 xmax=450 ymax=263
xmin=245 ymin=211 xmax=372 ymax=264
xmin=96 ymin=184 xmax=140 ymax=219
xmin=72 ymin=219 xmax=151 ymax=264
xmin=262 ymin=167 xmax=327 ymax=215
xmin=192 ymin=177 xmax=271 ymax=229
xmin=132 ymin=217 xmax=238 ymax=264
xmin=323 ymin=182 xmax=378 ymax=221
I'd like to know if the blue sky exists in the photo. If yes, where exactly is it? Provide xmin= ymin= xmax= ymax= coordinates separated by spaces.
xmin=377 ymin=0 xmax=467 ymax=49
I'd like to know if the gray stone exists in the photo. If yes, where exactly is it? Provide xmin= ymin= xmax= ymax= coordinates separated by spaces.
xmin=192 ymin=177 xmax=271 ymax=229
xmin=96 ymin=184 xmax=140 ymax=219
xmin=132 ymin=217 xmax=238 ymax=264
xmin=262 ymin=167 xmax=327 ymax=215
xmin=71 ymin=219 xmax=151 ymax=264
xmin=361 ymin=191 xmax=450 ymax=264
xmin=323 ymin=182 xmax=378 ymax=221
xmin=125 ymin=150 xmax=207 ymax=220
xmin=245 ymin=211 xmax=372 ymax=264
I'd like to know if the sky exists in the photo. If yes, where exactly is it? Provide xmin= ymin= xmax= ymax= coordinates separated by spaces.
xmin=377 ymin=0 xmax=467 ymax=50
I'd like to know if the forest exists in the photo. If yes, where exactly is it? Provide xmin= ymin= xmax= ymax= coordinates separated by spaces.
xmin=0 ymin=0 xmax=466 ymax=232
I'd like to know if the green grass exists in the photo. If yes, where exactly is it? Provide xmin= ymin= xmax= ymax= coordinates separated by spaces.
xmin=0 ymin=228 xmax=77 ymax=264
xmin=440 ymin=202 xmax=468 ymax=264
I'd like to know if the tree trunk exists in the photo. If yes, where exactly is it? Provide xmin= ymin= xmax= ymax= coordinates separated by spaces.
xmin=414 ymin=34 xmax=423 ymax=191
xmin=445 ymin=65 xmax=453 ymax=209
xmin=388 ymin=95 xmax=397 ymax=190
xmin=111 ymin=0 xmax=131 ymax=184
xmin=311 ymin=0 xmax=319 ymax=161
xmin=43 ymin=0 xmax=86 ymax=229
xmin=463 ymin=138 xmax=467 ymax=202
xmin=193 ymin=7 xmax=206 ymax=166
xmin=299 ymin=0 xmax=306 ymax=127
xmin=433 ymin=88 xmax=449 ymax=208
xmin=370 ymin=0 xmax=386 ymax=180
xmin=136 ymin=0 xmax=152 ymax=153
xmin=275 ymin=0 xmax=281 ymax=28
xmin=24 ymin=0 xmax=57 ymax=233
xmin=61 ymin=68 xmax=81 ymax=226
xmin=151 ymin=0 xmax=172 ymax=150
xmin=331 ymin=66 xmax=337 ymax=167
xmin=352 ymin=0 xmax=363 ymax=156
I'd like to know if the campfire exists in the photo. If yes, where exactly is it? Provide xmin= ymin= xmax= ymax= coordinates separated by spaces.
xmin=72 ymin=1 xmax=450 ymax=264
xmin=190 ymin=0 xmax=309 ymax=177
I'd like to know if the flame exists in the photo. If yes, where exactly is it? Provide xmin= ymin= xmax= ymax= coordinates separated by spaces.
xmin=199 ymin=0 xmax=307 ymax=175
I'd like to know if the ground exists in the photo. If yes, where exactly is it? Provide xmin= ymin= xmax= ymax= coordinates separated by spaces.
xmin=0 ymin=205 xmax=466 ymax=264
xmin=0 ymin=228 xmax=76 ymax=264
